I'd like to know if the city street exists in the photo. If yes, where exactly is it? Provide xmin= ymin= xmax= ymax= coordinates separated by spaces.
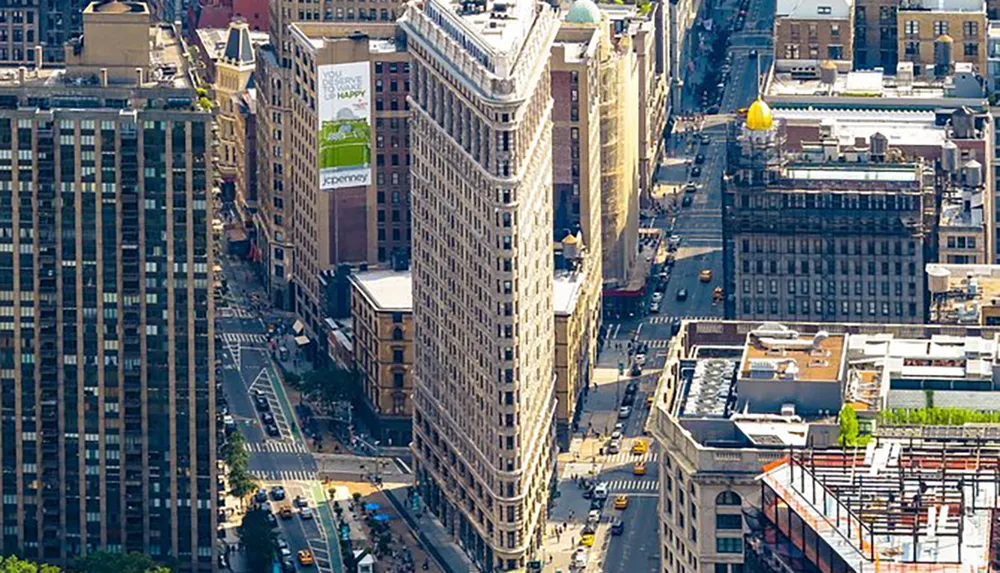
xmin=215 ymin=254 xmax=343 ymax=573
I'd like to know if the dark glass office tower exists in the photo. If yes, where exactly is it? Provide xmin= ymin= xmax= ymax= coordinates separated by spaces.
xmin=0 ymin=2 xmax=217 ymax=570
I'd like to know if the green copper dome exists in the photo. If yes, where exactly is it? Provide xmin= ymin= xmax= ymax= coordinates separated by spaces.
xmin=566 ymin=0 xmax=602 ymax=23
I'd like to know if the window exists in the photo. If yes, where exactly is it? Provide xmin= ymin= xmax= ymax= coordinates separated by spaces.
xmin=965 ymin=43 xmax=979 ymax=56
xmin=817 ymin=5 xmax=831 ymax=14
xmin=716 ymin=514 xmax=743 ymax=530
xmin=393 ymin=349 xmax=404 ymax=363
xmin=934 ymin=20 xmax=949 ymax=35
xmin=716 ymin=491 xmax=741 ymax=506
xmin=392 ymin=327 xmax=403 ymax=341
xmin=716 ymin=537 xmax=743 ymax=554
xmin=905 ymin=20 xmax=920 ymax=37
xmin=964 ymin=21 xmax=979 ymax=38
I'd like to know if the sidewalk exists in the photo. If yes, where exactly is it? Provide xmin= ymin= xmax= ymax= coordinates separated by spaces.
xmin=381 ymin=483 xmax=477 ymax=573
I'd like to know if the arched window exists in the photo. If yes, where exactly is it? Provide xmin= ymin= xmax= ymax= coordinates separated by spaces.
xmin=392 ymin=327 xmax=403 ymax=341
xmin=716 ymin=491 xmax=742 ymax=506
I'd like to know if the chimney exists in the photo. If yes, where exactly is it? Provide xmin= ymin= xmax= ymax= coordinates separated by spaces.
xmin=100 ymin=68 xmax=108 ymax=87
xmin=34 ymin=46 xmax=42 ymax=71
xmin=135 ymin=67 xmax=144 ymax=86
xmin=17 ymin=67 xmax=25 ymax=85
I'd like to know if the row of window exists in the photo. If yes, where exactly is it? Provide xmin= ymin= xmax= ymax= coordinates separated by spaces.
xmin=742 ymin=278 xmax=918 ymax=297
xmin=741 ymin=238 xmax=917 ymax=256
xmin=742 ymin=258 xmax=918 ymax=277
xmin=903 ymin=19 xmax=979 ymax=38
xmin=741 ymin=298 xmax=920 ymax=317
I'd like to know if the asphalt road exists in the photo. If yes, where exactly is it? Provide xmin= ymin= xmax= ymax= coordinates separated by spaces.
xmin=216 ymin=255 xmax=338 ymax=573
xmin=601 ymin=0 xmax=774 ymax=568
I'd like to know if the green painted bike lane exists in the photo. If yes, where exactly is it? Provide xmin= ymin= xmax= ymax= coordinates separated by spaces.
xmin=264 ymin=356 xmax=344 ymax=573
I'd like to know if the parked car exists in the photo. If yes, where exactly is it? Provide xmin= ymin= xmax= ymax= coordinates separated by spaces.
xmin=695 ymin=153 xmax=705 ymax=164
xmin=611 ymin=519 xmax=625 ymax=536
xmin=676 ymin=288 xmax=688 ymax=301
xmin=254 ymin=489 xmax=268 ymax=504
xmin=691 ymin=166 xmax=702 ymax=177
xmin=265 ymin=423 xmax=280 ymax=437
xmin=300 ymin=507 xmax=314 ymax=520
xmin=650 ymin=301 xmax=660 ymax=313
xmin=622 ymin=393 xmax=635 ymax=407
xmin=682 ymin=194 xmax=693 ymax=207
xmin=618 ymin=406 xmax=632 ymax=419
xmin=294 ymin=495 xmax=309 ymax=508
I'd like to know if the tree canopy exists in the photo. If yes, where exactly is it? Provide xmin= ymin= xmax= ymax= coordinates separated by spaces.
xmin=0 ymin=552 xmax=170 ymax=573
xmin=238 ymin=508 xmax=276 ymax=573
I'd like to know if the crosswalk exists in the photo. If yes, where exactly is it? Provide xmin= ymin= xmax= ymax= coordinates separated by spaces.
xmin=646 ymin=315 xmax=721 ymax=325
xmin=250 ymin=469 xmax=318 ymax=482
xmin=218 ymin=306 xmax=256 ymax=319
xmin=605 ymin=452 xmax=658 ymax=465
xmin=245 ymin=440 xmax=310 ymax=454
xmin=218 ymin=332 xmax=268 ymax=345
xmin=606 ymin=478 xmax=658 ymax=492
xmin=647 ymin=339 xmax=670 ymax=349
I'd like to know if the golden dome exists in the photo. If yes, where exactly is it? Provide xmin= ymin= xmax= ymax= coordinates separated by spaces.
xmin=745 ymin=98 xmax=774 ymax=131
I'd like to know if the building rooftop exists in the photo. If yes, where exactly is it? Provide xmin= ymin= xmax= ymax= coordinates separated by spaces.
xmin=776 ymin=0 xmax=852 ymax=20
xmin=422 ymin=0 xmax=539 ymax=60
xmin=350 ymin=270 xmax=414 ymax=313
xmin=777 ymin=109 xmax=947 ymax=148
xmin=740 ymin=324 xmax=845 ymax=383
xmin=898 ymin=0 xmax=983 ymax=11
xmin=553 ymin=270 xmax=586 ymax=316
xmin=196 ymin=27 xmax=269 ymax=63
xmin=288 ymin=22 xmax=404 ymax=54
xmin=766 ymin=67 xmax=986 ymax=106
xmin=759 ymin=443 xmax=1000 ymax=573
xmin=927 ymin=264 xmax=1000 ymax=325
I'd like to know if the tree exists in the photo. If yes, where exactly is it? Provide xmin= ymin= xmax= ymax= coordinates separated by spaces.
xmin=228 ymin=465 xmax=258 ymax=500
xmin=838 ymin=404 xmax=860 ymax=447
xmin=72 ymin=551 xmax=171 ymax=573
xmin=238 ymin=508 xmax=277 ymax=573
xmin=221 ymin=430 xmax=248 ymax=468
xmin=0 ymin=556 xmax=63 ymax=573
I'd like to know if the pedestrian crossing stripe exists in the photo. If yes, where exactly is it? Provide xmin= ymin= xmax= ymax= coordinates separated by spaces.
xmin=604 ymin=452 xmax=658 ymax=465
xmin=605 ymin=479 xmax=658 ymax=492
xmin=218 ymin=307 xmax=256 ymax=319
xmin=245 ymin=441 xmax=310 ymax=454
xmin=648 ymin=339 xmax=670 ymax=348
xmin=646 ymin=315 xmax=722 ymax=325
xmin=249 ymin=469 xmax=317 ymax=482
xmin=219 ymin=332 xmax=268 ymax=344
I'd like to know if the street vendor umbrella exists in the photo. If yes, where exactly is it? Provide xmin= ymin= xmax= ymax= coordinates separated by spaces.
xmin=363 ymin=503 xmax=381 ymax=511
xmin=373 ymin=514 xmax=392 ymax=522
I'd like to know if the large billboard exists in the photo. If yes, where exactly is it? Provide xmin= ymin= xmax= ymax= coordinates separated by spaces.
xmin=318 ymin=62 xmax=372 ymax=190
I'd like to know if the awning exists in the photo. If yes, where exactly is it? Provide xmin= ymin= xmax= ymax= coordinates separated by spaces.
xmin=292 ymin=320 xmax=305 ymax=334
xmin=294 ymin=335 xmax=310 ymax=347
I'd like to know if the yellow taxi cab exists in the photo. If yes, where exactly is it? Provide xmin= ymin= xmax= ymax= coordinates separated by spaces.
xmin=631 ymin=439 xmax=647 ymax=455
xmin=646 ymin=394 xmax=655 ymax=408
xmin=580 ymin=526 xmax=596 ymax=546
xmin=298 ymin=550 xmax=315 ymax=566
xmin=699 ymin=269 xmax=713 ymax=282
xmin=279 ymin=505 xmax=293 ymax=520
xmin=614 ymin=495 xmax=630 ymax=510
xmin=633 ymin=462 xmax=647 ymax=476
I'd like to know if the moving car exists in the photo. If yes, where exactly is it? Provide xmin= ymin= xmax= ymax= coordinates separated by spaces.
xmin=266 ymin=512 xmax=278 ymax=528
xmin=631 ymin=439 xmax=648 ymax=455
xmin=699 ymin=269 xmax=713 ymax=282
xmin=588 ymin=509 xmax=601 ymax=524
xmin=608 ymin=438 xmax=621 ymax=454
xmin=279 ymin=506 xmax=293 ymax=520
xmin=700 ymin=133 xmax=711 ymax=145
xmin=573 ymin=549 xmax=587 ymax=569
xmin=294 ymin=495 xmax=309 ymax=508
xmin=682 ymin=194 xmax=693 ymax=207
xmin=270 ymin=486 xmax=286 ymax=501
xmin=298 ymin=550 xmax=315 ymax=566
xmin=281 ymin=559 xmax=296 ymax=573
xmin=694 ymin=153 xmax=705 ymax=164
xmin=621 ymin=393 xmax=635 ymax=407
xmin=676 ymin=288 xmax=688 ymax=301
xmin=254 ymin=395 xmax=270 ymax=412
xmin=671 ymin=318 xmax=682 ymax=335
xmin=265 ymin=423 xmax=281 ymax=437
xmin=614 ymin=495 xmax=630 ymax=510
xmin=646 ymin=394 xmax=655 ymax=408
xmin=683 ymin=182 xmax=698 ymax=193
xmin=611 ymin=518 xmax=625 ymax=536
xmin=633 ymin=462 xmax=647 ymax=475
xmin=593 ymin=483 xmax=609 ymax=500
xmin=618 ymin=406 xmax=632 ymax=419
xmin=650 ymin=301 xmax=660 ymax=313
xmin=635 ymin=353 xmax=646 ymax=366
xmin=300 ymin=507 xmax=314 ymax=520
xmin=691 ymin=166 xmax=702 ymax=177
xmin=254 ymin=489 xmax=268 ymax=504
xmin=581 ymin=525 xmax=596 ymax=547
xmin=651 ymin=292 xmax=663 ymax=303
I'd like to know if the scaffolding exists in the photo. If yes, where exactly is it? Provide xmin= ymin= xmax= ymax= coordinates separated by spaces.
xmin=754 ymin=438 xmax=1000 ymax=573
